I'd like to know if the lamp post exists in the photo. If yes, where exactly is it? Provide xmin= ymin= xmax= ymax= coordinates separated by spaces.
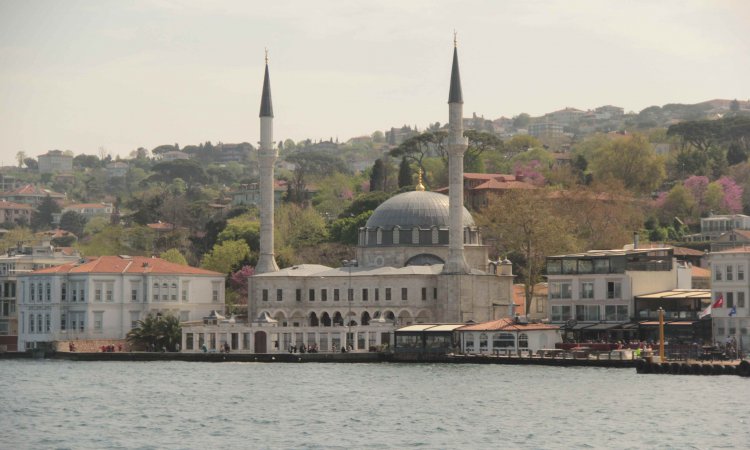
xmin=342 ymin=259 xmax=357 ymax=351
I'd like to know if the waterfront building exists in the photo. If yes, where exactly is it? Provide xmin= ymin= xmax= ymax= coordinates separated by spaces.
xmin=392 ymin=318 xmax=561 ymax=355
xmin=17 ymin=255 xmax=225 ymax=351
xmin=546 ymin=247 xmax=691 ymax=340
xmin=458 ymin=318 xmax=561 ymax=354
xmin=182 ymin=42 xmax=516 ymax=354
xmin=708 ymin=247 xmax=750 ymax=352
xmin=0 ymin=242 xmax=81 ymax=352
xmin=633 ymin=289 xmax=712 ymax=343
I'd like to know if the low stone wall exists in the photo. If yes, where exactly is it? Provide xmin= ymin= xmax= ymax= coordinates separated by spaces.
xmin=55 ymin=339 xmax=131 ymax=353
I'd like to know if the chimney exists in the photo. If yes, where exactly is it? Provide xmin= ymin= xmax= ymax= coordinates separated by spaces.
xmin=633 ymin=231 xmax=639 ymax=249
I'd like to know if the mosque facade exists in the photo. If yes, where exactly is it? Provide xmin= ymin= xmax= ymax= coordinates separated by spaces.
xmin=182 ymin=43 xmax=515 ymax=353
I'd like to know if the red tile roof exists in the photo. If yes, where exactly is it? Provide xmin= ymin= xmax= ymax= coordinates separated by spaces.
xmin=4 ymin=184 xmax=64 ymax=197
xmin=0 ymin=200 xmax=33 ymax=209
xmin=459 ymin=317 xmax=559 ymax=332
xmin=147 ymin=221 xmax=175 ymax=231
xmin=65 ymin=203 xmax=111 ymax=209
xmin=691 ymin=266 xmax=710 ymax=278
xmin=473 ymin=179 xmax=537 ymax=191
xmin=29 ymin=255 xmax=222 ymax=276
xmin=714 ymin=246 xmax=750 ymax=254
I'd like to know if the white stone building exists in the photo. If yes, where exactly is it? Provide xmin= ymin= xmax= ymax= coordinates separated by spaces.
xmin=708 ymin=247 xmax=750 ymax=351
xmin=458 ymin=318 xmax=561 ymax=354
xmin=0 ymin=242 xmax=80 ymax=351
xmin=182 ymin=43 xmax=516 ymax=354
xmin=17 ymin=255 xmax=225 ymax=351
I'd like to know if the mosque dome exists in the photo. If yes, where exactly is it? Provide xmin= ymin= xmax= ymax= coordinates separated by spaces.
xmin=365 ymin=191 xmax=475 ymax=230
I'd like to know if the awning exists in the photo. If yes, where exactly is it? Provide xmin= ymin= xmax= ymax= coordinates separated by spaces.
xmin=585 ymin=322 xmax=627 ymax=331
xmin=639 ymin=321 xmax=661 ymax=326
xmin=563 ymin=323 xmax=595 ymax=330
xmin=667 ymin=321 xmax=697 ymax=326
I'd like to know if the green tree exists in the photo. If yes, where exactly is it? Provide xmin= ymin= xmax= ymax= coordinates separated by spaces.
xmin=217 ymin=216 xmax=260 ymax=253
xmin=127 ymin=313 xmax=182 ymax=351
xmin=31 ymin=195 xmax=61 ymax=231
xmin=160 ymin=248 xmax=188 ymax=265
xmin=589 ymin=134 xmax=665 ymax=194
xmin=201 ymin=239 xmax=251 ymax=274
xmin=149 ymin=159 xmax=208 ymax=189
xmin=23 ymin=158 xmax=38 ymax=171
xmin=390 ymin=131 xmax=445 ymax=178
xmin=464 ymin=129 xmax=502 ymax=172
xmin=58 ymin=211 xmax=87 ymax=237
xmin=398 ymin=157 xmax=412 ymax=188
xmin=369 ymin=159 xmax=385 ymax=192
xmin=512 ymin=113 xmax=531 ymax=129
xmin=15 ymin=151 xmax=26 ymax=168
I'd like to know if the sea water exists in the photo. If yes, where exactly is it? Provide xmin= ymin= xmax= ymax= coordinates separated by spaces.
xmin=1 ymin=360 xmax=748 ymax=449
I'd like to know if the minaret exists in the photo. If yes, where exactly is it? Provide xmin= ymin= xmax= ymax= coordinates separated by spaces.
xmin=256 ymin=52 xmax=280 ymax=274
xmin=443 ymin=36 xmax=470 ymax=274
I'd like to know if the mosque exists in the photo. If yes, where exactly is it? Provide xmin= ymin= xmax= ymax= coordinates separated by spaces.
xmin=181 ymin=42 xmax=516 ymax=353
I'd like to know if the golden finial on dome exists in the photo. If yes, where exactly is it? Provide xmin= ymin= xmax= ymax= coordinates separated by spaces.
xmin=416 ymin=169 xmax=426 ymax=191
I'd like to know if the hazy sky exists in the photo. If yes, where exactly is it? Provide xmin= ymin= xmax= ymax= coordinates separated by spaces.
xmin=1 ymin=0 xmax=749 ymax=160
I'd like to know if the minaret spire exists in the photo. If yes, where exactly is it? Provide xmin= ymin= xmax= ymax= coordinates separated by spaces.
xmin=259 ymin=53 xmax=274 ymax=118
xmin=256 ymin=53 xmax=279 ymax=274
xmin=443 ymin=36 xmax=469 ymax=274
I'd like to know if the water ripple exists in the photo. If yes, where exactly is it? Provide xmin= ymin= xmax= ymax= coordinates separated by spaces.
xmin=1 ymin=360 xmax=749 ymax=449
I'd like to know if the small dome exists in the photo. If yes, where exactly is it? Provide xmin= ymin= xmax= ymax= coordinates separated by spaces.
xmin=365 ymin=191 xmax=475 ymax=229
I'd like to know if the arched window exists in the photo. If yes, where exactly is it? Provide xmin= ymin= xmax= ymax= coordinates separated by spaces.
xmin=518 ymin=333 xmax=529 ymax=349
xmin=361 ymin=311 xmax=371 ymax=326
xmin=376 ymin=228 xmax=382 ymax=245
xmin=479 ymin=333 xmax=488 ymax=351
xmin=333 ymin=312 xmax=344 ymax=326
xmin=393 ymin=227 xmax=400 ymax=245
xmin=321 ymin=312 xmax=332 ymax=327
xmin=465 ymin=334 xmax=475 ymax=352
xmin=412 ymin=227 xmax=419 ymax=244
xmin=309 ymin=312 xmax=319 ymax=327
xmin=431 ymin=227 xmax=439 ymax=244
xmin=492 ymin=332 xmax=515 ymax=349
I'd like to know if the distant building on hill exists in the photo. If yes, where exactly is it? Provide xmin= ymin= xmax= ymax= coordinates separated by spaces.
xmin=160 ymin=151 xmax=190 ymax=161
xmin=0 ymin=200 xmax=33 ymax=225
xmin=61 ymin=202 xmax=114 ymax=220
xmin=685 ymin=214 xmax=750 ymax=243
xmin=105 ymin=161 xmax=129 ymax=178
xmin=0 ymin=184 xmax=65 ymax=206
xmin=529 ymin=122 xmax=564 ymax=139
xmin=38 ymin=150 xmax=73 ymax=174
xmin=230 ymin=181 xmax=286 ymax=208
xmin=435 ymin=172 xmax=536 ymax=210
